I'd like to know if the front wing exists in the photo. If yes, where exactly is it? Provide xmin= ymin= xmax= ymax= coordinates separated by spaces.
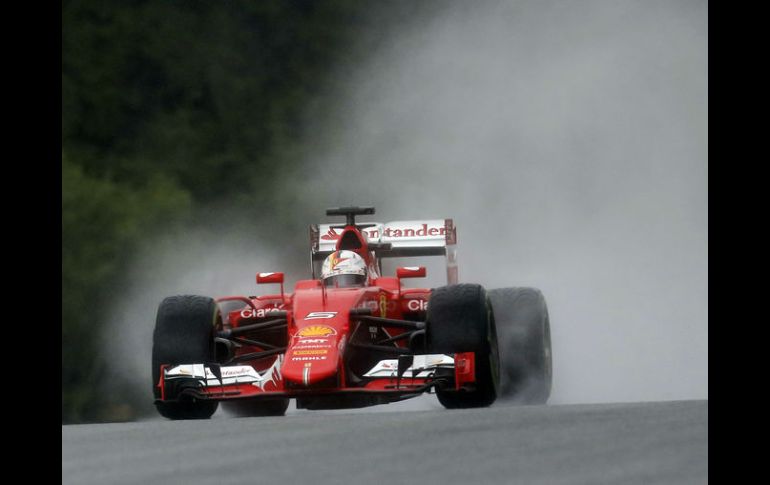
xmin=156 ymin=353 xmax=477 ymax=404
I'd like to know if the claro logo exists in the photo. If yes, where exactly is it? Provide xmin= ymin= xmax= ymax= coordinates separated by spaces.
xmin=240 ymin=307 xmax=280 ymax=319
xmin=407 ymin=299 xmax=428 ymax=311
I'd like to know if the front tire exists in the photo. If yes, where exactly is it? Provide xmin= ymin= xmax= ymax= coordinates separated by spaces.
xmin=427 ymin=284 xmax=500 ymax=408
xmin=152 ymin=295 xmax=220 ymax=420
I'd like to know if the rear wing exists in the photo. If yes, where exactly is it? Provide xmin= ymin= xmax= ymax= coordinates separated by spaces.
xmin=310 ymin=219 xmax=458 ymax=284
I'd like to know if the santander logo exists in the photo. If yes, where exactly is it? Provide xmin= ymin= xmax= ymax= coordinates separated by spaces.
xmin=320 ymin=227 xmax=381 ymax=241
xmin=382 ymin=224 xmax=445 ymax=238
xmin=320 ymin=223 xmax=444 ymax=241
xmin=320 ymin=227 xmax=341 ymax=241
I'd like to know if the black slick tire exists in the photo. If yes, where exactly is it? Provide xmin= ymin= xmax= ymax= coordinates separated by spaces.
xmin=487 ymin=287 xmax=552 ymax=404
xmin=152 ymin=295 xmax=220 ymax=419
xmin=427 ymin=284 xmax=500 ymax=408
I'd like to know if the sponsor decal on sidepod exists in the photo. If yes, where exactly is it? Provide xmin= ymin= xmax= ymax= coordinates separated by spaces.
xmin=240 ymin=307 xmax=280 ymax=319
xmin=407 ymin=299 xmax=428 ymax=311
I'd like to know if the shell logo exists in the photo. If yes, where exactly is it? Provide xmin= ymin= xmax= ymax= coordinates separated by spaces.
xmin=296 ymin=325 xmax=337 ymax=338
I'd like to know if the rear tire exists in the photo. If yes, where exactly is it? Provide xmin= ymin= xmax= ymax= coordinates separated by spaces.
xmin=427 ymin=284 xmax=500 ymax=408
xmin=487 ymin=287 xmax=552 ymax=404
xmin=152 ymin=295 xmax=220 ymax=420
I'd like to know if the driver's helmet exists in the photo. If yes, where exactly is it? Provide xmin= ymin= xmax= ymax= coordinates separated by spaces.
xmin=321 ymin=250 xmax=367 ymax=288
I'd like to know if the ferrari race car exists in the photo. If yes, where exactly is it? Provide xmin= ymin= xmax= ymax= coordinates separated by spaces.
xmin=152 ymin=206 xmax=552 ymax=419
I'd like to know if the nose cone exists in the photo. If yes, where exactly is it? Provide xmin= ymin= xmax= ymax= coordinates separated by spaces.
xmin=285 ymin=285 xmax=366 ymax=388
xmin=282 ymin=324 xmax=341 ymax=387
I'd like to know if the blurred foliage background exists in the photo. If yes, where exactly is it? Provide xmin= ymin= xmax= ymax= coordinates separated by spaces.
xmin=62 ymin=0 xmax=432 ymax=423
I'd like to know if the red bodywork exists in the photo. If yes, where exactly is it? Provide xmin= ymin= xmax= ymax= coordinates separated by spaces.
xmin=157 ymin=222 xmax=474 ymax=409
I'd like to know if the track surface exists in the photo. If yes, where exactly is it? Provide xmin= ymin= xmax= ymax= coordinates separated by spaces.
xmin=62 ymin=399 xmax=707 ymax=485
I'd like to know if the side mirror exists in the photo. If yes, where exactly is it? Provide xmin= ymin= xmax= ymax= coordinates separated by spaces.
xmin=396 ymin=266 xmax=426 ymax=279
xmin=256 ymin=272 xmax=285 ymax=300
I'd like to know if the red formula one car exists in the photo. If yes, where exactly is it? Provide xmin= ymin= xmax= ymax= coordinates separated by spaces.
xmin=152 ymin=207 xmax=552 ymax=419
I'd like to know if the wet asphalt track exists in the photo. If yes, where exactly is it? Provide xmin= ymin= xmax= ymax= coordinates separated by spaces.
xmin=62 ymin=399 xmax=707 ymax=485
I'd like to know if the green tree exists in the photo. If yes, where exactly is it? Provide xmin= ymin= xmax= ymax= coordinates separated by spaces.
xmin=62 ymin=0 xmax=436 ymax=422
